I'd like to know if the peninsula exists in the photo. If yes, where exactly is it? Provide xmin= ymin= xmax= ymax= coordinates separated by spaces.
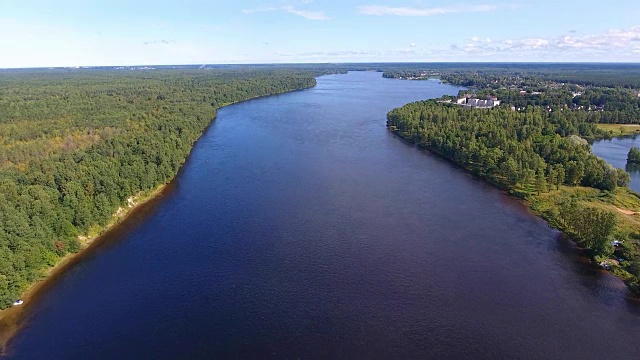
xmin=387 ymin=66 xmax=640 ymax=295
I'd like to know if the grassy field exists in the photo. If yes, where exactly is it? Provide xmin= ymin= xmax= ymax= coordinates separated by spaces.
xmin=532 ymin=186 xmax=640 ymax=233
xmin=596 ymin=123 xmax=640 ymax=137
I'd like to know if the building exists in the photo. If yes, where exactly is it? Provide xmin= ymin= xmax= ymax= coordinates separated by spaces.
xmin=456 ymin=97 xmax=500 ymax=109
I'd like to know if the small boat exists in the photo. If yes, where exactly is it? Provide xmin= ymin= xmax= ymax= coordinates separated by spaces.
xmin=12 ymin=300 xmax=23 ymax=306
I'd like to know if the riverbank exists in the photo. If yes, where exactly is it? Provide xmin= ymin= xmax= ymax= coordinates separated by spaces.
xmin=0 ymin=81 xmax=320 ymax=354
xmin=387 ymin=128 xmax=640 ymax=298
xmin=529 ymin=186 xmax=640 ymax=290
xmin=0 ymin=182 xmax=171 ymax=353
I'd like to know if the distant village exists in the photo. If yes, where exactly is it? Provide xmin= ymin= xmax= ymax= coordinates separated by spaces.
xmin=437 ymin=87 xmax=637 ymax=112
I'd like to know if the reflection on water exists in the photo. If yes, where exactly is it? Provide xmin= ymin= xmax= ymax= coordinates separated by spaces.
xmin=626 ymin=162 xmax=640 ymax=174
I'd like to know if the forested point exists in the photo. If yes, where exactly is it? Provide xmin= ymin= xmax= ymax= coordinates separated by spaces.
xmin=628 ymin=147 xmax=640 ymax=165
xmin=387 ymin=101 xmax=640 ymax=294
xmin=0 ymin=68 xmax=326 ymax=308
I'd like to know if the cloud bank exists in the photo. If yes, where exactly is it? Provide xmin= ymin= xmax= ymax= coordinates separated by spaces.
xmin=456 ymin=25 xmax=640 ymax=56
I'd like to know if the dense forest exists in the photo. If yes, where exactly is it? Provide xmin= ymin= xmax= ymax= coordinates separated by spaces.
xmin=382 ymin=63 xmax=640 ymax=88
xmin=0 ymin=68 xmax=324 ymax=308
xmin=387 ymin=102 xmax=628 ymax=193
xmin=387 ymin=101 xmax=640 ymax=293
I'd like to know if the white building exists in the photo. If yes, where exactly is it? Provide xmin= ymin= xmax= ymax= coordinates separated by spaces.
xmin=456 ymin=97 xmax=500 ymax=108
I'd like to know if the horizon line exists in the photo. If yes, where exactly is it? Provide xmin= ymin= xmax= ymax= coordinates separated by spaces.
xmin=3 ymin=60 xmax=640 ymax=71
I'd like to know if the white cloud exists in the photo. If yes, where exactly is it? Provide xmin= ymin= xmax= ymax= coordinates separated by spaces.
xmin=241 ymin=7 xmax=280 ymax=14
xmin=242 ymin=3 xmax=329 ymax=20
xmin=448 ymin=25 xmax=640 ymax=59
xmin=357 ymin=4 xmax=498 ymax=16
xmin=143 ymin=39 xmax=174 ymax=46
xmin=282 ymin=5 xmax=329 ymax=20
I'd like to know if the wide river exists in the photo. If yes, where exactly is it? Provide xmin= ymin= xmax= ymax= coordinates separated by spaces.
xmin=7 ymin=72 xmax=640 ymax=359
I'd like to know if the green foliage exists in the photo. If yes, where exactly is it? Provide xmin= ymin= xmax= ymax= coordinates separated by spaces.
xmin=386 ymin=63 xmax=640 ymax=295
xmin=382 ymin=63 xmax=640 ymax=89
xmin=386 ymin=102 xmax=626 ymax=194
xmin=0 ymin=68 xmax=321 ymax=308
xmin=384 ymin=64 xmax=640 ymax=126
xmin=558 ymin=199 xmax=616 ymax=256
xmin=388 ymin=98 xmax=640 ymax=294
xmin=628 ymin=147 xmax=640 ymax=164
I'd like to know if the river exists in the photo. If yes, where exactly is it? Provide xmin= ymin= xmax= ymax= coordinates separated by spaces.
xmin=592 ymin=136 xmax=640 ymax=193
xmin=7 ymin=72 xmax=640 ymax=359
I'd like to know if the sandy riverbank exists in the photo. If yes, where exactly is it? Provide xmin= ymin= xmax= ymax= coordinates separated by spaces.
xmin=0 ymin=183 xmax=172 ymax=354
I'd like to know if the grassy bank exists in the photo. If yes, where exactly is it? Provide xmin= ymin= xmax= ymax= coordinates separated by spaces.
xmin=530 ymin=186 xmax=640 ymax=290
xmin=596 ymin=124 xmax=640 ymax=137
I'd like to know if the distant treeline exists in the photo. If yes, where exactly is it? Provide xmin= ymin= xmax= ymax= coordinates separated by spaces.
xmin=0 ymin=68 xmax=322 ymax=307
xmin=381 ymin=63 xmax=640 ymax=88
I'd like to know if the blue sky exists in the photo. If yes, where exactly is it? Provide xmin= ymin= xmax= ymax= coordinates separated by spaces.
xmin=1 ymin=0 xmax=639 ymax=67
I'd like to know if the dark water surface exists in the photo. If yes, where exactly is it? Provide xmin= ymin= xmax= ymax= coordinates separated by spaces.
xmin=8 ymin=72 xmax=640 ymax=359
xmin=592 ymin=136 xmax=640 ymax=193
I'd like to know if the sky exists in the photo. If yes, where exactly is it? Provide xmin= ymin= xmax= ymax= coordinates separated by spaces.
xmin=1 ymin=0 xmax=639 ymax=68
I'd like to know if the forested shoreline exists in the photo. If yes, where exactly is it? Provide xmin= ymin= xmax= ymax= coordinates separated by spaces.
xmin=4 ymin=64 xmax=640 ymax=307
xmin=0 ymin=68 xmax=324 ymax=308
xmin=387 ymin=101 xmax=640 ymax=294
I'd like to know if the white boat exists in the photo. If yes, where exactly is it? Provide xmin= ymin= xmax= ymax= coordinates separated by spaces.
xmin=12 ymin=300 xmax=23 ymax=306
